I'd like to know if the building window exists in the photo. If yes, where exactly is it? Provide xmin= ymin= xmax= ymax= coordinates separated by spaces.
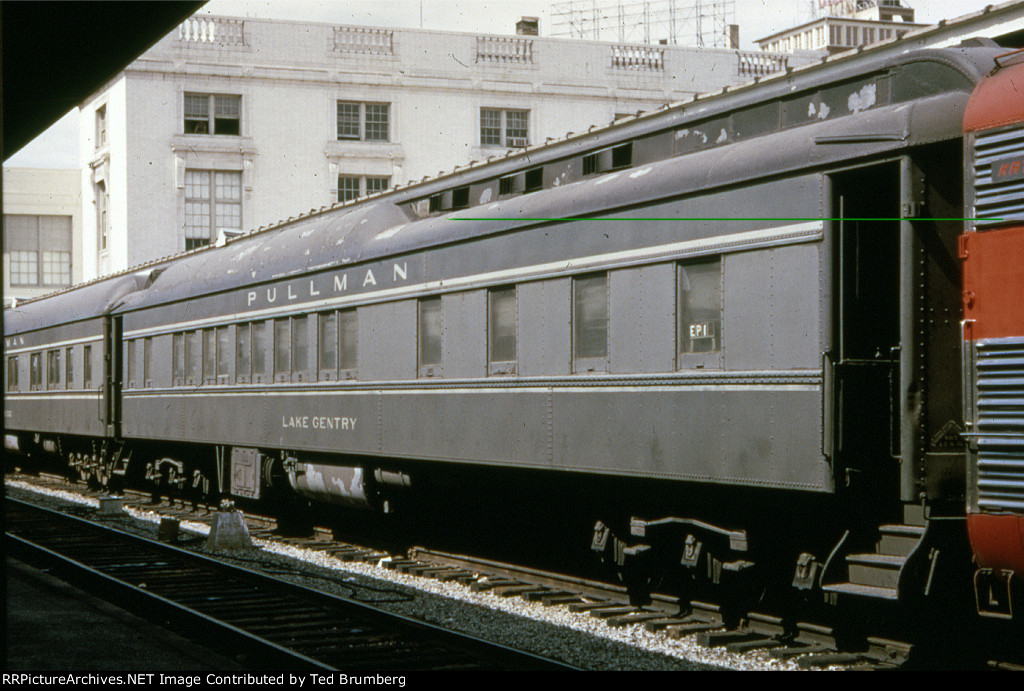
xmin=185 ymin=170 xmax=241 ymax=250
xmin=337 ymin=176 xmax=389 ymax=203
xmin=418 ymin=297 xmax=442 ymax=375
xmin=96 ymin=181 xmax=109 ymax=252
xmin=9 ymin=251 xmax=38 ymax=286
xmin=366 ymin=176 xmax=389 ymax=195
xmin=337 ymin=101 xmax=389 ymax=142
xmin=678 ymin=258 xmax=722 ymax=360
xmin=488 ymin=287 xmax=517 ymax=375
xmin=4 ymin=215 xmax=73 ymax=287
xmin=338 ymin=176 xmax=360 ymax=202
xmin=95 ymin=105 xmax=107 ymax=149
xmin=481 ymin=108 xmax=528 ymax=147
xmin=184 ymin=93 xmax=240 ymax=135
xmin=573 ymin=273 xmax=608 ymax=372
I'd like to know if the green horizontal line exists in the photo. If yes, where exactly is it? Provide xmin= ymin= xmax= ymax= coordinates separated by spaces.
xmin=452 ymin=216 xmax=995 ymax=222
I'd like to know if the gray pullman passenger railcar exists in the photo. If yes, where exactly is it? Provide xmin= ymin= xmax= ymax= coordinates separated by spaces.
xmin=4 ymin=45 xmax=1003 ymax=606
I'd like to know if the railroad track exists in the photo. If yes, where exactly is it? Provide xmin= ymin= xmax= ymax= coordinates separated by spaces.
xmin=4 ymin=497 xmax=576 ymax=671
xmin=391 ymin=548 xmax=917 ymax=669
xmin=9 ymin=474 xmax=1018 ymax=670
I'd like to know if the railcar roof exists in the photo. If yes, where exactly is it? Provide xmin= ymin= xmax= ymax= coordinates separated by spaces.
xmin=4 ymin=272 xmax=154 ymax=335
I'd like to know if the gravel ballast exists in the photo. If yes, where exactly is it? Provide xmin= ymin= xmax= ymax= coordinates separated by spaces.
xmin=6 ymin=479 xmax=819 ymax=671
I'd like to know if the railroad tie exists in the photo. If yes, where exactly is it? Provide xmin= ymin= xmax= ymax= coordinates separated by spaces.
xmin=491 ymin=584 xmax=548 ymax=598
xmin=589 ymin=606 xmax=640 ymax=619
xmin=604 ymin=611 xmax=673 ymax=628
xmin=662 ymin=621 xmax=723 ymax=639
xmin=538 ymin=593 xmax=586 ymax=606
xmin=469 ymin=577 xmax=520 ymax=592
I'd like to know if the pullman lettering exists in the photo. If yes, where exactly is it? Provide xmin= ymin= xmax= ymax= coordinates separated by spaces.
xmin=246 ymin=261 xmax=410 ymax=310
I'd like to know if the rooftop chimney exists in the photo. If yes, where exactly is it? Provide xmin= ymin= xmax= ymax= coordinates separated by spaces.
xmin=516 ymin=17 xmax=539 ymax=36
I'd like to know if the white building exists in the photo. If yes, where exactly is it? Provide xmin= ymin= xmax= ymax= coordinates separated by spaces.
xmin=78 ymin=14 xmax=803 ymax=280
xmin=756 ymin=0 xmax=928 ymax=54
xmin=2 ymin=168 xmax=83 ymax=306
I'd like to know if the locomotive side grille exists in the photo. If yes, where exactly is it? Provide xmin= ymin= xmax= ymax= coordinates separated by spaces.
xmin=972 ymin=126 xmax=1024 ymax=228
xmin=975 ymin=337 xmax=1024 ymax=511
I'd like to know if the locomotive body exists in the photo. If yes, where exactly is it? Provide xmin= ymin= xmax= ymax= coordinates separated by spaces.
xmin=961 ymin=50 xmax=1024 ymax=618
xmin=5 ymin=43 xmax=1022 ymax=624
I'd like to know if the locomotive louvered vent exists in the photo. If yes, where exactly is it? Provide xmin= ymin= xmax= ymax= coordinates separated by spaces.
xmin=975 ymin=337 xmax=1024 ymax=512
xmin=972 ymin=126 xmax=1024 ymax=228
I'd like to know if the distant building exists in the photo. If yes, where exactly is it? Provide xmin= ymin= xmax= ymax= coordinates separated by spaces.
xmin=2 ymin=168 xmax=83 ymax=306
xmin=77 ymin=14 xmax=804 ymax=280
xmin=756 ymin=0 xmax=928 ymax=54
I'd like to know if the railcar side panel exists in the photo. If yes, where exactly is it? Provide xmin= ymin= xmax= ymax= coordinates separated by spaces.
xmin=360 ymin=301 xmax=418 ymax=381
xmin=549 ymin=386 xmax=825 ymax=488
xmin=517 ymin=279 xmax=572 ymax=377
xmin=608 ymin=265 xmax=676 ymax=374
xmin=723 ymin=244 xmax=824 ymax=371
xmin=5 ymin=318 xmax=107 ymax=438
xmin=441 ymin=291 xmax=488 ymax=379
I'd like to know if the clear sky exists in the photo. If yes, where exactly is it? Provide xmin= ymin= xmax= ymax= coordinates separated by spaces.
xmin=4 ymin=0 xmax=1010 ymax=168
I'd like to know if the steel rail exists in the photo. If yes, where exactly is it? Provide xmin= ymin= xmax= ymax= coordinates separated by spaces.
xmin=4 ymin=497 xmax=577 ymax=671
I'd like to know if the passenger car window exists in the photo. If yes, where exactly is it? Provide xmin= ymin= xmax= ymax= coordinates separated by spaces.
xmin=488 ymin=287 xmax=517 ymax=375
xmin=338 ymin=309 xmax=358 ymax=378
xmin=318 ymin=312 xmax=338 ymax=380
xmin=418 ymin=297 xmax=442 ymax=376
xmin=236 ymin=323 xmax=251 ymax=384
xmin=252 ymin=322 xmax=267 ymax=384
xmin=291 ymin=316 xmax=308 ymax=382
xmin=274 ymin=318 xmax=291 ymax=382
xmin=678 ymin=258 xmax=722 ymax=367
xmin=7 ymin=356 xmax=19 ymax=392
xmin=573 ymin=273 xmax=608 ymax=373
xmin=172 ymin=334 xmax=184 ymax=386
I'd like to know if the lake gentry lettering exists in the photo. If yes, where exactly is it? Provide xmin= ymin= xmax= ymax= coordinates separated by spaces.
xmin=283 ymin=415 xmax=356 ymax=430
